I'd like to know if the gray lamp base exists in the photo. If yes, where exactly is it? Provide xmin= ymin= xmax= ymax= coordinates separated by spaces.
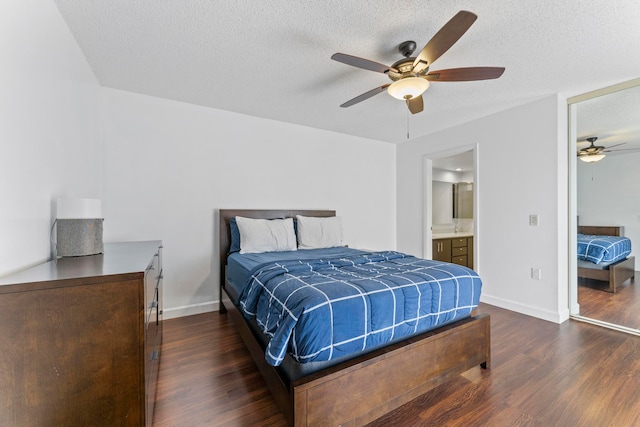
xmin=56 ymin=219 xmax=104 ymax=257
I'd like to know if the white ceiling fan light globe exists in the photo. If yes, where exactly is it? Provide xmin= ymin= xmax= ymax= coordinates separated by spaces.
xmin=387 ymin=77 xmax=430 ymax=100
xmin=578 ymin=153 xmax=606 ymax=162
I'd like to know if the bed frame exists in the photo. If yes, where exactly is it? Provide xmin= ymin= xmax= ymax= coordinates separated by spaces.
xmin=578 ymin=225 xmax=635 ymax=293
xmin=218 ymin=209 xmax=490 ymax=426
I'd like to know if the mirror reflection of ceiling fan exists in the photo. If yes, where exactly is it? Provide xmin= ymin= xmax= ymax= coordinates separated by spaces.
xmin=330 ymin=11 xmax=505 ymax=115
xmin=577 ymin=137 xmax=638 ymax=162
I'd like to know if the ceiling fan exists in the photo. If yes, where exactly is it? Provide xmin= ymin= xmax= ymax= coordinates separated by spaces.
xmin=331 ymin=10 xmax=505 ymax=115
xmin=577 ymin=137 xmax=630 ymax=162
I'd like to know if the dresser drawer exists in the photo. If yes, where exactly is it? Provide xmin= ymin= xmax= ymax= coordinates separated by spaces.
xmin=452 ymin=246 xmax=467 ymax=256
xmin=145 ymin=304 xmax=157 ymax=367
xmin=451 ymin=238 xmax=467 ymax=248
xmin=146 ymin=286 xmax=159 ymax=326
xmin=145 ymin=253 xmax=160 ymax=319
xmin=451 ymin=255 xmax=468 ymax=267
xmin=145 ymin=325 xmax=160 ymax=427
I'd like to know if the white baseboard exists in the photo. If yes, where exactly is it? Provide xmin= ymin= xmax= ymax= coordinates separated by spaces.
xmin=480 ymin=294 xmax=569 ymax=324
xmin=163 ymin=296 xmax=572 ymax=324
xmin=162 ymin=301 xmax=219 ymax=320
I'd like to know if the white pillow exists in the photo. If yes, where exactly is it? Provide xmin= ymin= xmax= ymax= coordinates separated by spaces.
xmin=235 ymin=216 xmax=297 ymax=254
xmin=296 ymin=215 xmax=344 ymax=249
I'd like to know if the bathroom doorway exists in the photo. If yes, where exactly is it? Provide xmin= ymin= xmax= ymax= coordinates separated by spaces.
xmin=423 ymin=146 xmax=478 ymax=270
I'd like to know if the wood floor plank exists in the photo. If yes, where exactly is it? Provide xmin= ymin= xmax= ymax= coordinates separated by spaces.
xmin=153 ymin=303 xmax=640 ymax=426
xmin=153 ymin=313 xmax=287 ymax=427
xmin=578 ymin=275 xmax=640 ymax=329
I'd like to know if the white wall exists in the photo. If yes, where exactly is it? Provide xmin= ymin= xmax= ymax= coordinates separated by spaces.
xmin=577 ymin=151 xmax=640 ymax=258
xmin=397 ymin=96 xmax=570 ymax=323
xmin=0 ymin=1 xmax=101 ymax=277
xmin=100 ymin=88 xmax=396 ymax=318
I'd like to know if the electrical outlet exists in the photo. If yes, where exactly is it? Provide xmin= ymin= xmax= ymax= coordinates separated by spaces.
xmin=531 ymin=268 xmax=542 ymax=280
xmin=529 ymin=214 xmax=539 ymax=226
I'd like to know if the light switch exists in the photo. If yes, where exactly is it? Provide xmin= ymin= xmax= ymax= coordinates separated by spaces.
xmin=531 ymin=268 xmax=542 ymax=280
xmin=529 ymin=214 xmax=539 ymax=226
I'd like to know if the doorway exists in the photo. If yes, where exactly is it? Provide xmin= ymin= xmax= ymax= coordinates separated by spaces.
xmin=423 ymin=146 xmax=478 ymax=270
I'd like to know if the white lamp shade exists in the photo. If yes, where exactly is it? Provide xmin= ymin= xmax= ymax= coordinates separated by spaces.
xmin=387 ymin=77 xmax=430 ymax=100
xmin=578 ymin=154 xmax=605 ymax=163
xmin=57 ymin=198 xmax=102 ymax=219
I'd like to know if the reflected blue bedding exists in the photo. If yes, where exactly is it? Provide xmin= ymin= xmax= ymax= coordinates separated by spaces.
xmin=577 ymin=234 xmax=631 ymax=265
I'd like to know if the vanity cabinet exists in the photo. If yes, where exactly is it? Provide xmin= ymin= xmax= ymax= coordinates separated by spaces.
xmin=433 ymin=238 xmax=452 ymax=263
xmin=433 ymin=236 xmax=473 ymax=269
xmin=0 ymin=241 xmax=162 ymax=427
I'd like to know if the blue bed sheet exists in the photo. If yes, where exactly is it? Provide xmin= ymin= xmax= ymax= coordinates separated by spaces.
xmin=226 ymin=247 xmax=368 ymax=301
xmin=577 ymin=234 xmax=632 ymax=264
xmin=238 ymin=251 xmax=482 ymax=366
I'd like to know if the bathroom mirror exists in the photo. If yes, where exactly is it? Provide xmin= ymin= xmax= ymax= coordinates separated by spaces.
xmin=453 ymin=182 xmax=473 ymax=219
xmin=432 ymin=180 xmax=454 ymax=225
xmin=432 ymin=180 xmax=474 ymax=223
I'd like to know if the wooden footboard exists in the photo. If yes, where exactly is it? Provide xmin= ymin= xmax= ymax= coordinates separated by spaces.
xmin=221 ymin=288 xmax=490 ymax=427
xmin=578 ymin=256 xmax=635 ymax=293
xmin=610 ymin=256 xmax=635 ymax=293
xmin=291 ymin=311 xmax=490 ymax=426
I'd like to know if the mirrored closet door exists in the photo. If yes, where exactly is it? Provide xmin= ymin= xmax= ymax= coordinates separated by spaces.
xmin=568 ymin=78 xmax=640 ymax=334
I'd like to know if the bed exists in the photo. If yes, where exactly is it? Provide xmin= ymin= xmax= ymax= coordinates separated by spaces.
xmin=577 ymin=225 xmax=635 ymax=293
xmin=218 ymin=209 xmax=490 ymax=426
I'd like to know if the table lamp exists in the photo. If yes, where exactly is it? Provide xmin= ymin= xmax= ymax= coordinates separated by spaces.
xmin=56 ymin=198 xmax=104 ymax=257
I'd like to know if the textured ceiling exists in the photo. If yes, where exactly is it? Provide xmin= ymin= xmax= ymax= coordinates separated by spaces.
xmin=575 ymin=83 xmax=640 ymax=156
xmin=54 ymin=1 xmax=640 ymax=144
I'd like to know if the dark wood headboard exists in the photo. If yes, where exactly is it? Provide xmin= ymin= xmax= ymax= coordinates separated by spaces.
xmin=218 ymin=209 xmax=335 ymax=290
xmin=577 ymin=225 xmax=623 ymax=236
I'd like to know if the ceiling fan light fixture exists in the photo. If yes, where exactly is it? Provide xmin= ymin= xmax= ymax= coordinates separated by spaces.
xmin=387 ymin=77 xmax=429 ymax=100
xmin=579 ymin=153 xmax=606 ymax=163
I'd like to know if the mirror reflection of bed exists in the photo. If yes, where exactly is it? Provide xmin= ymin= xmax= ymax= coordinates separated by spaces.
xmin=577 ymin=225 xmax=638 ymax=329
xmin=571 ymin=78 xmax=640 ymax=333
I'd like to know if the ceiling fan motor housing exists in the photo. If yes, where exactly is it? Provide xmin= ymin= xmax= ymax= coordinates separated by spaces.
xmin=399 ymin=40 xmax=417 ymax=57
xmin=387 ymin=41 xmax=426 ymax=81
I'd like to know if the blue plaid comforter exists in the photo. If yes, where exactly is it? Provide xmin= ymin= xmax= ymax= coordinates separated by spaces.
xmin=577 ymin=234 xmax=632 ymax=264
xmin=239 ymin=251 xmax=482 ymax=366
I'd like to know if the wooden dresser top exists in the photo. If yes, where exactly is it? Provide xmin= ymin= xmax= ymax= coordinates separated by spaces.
xmin=0 ymin=241 xmax=161 ymax=293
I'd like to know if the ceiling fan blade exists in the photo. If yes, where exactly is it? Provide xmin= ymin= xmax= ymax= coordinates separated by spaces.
xmin=340 ymin=84 xmax=390 ymax=108
xmin=406 ymin=96 xmax=424 ymax=114
xmin=601 ymin=142 xmax=627 ymax=151
xmin=412 ymin=10 xmax=477 ymax=73
xmin=604 ymin=147 xmax=640 ymax=153
xmin=426 ymin=67 xmax=505 ymax=81
xmin=331 ymin=53 xmax=395 ymax=73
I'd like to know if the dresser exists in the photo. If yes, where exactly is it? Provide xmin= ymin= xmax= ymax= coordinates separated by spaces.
xmin=433 ymin=235 xmax=474 ymax=269
xmin=0 ymin=241 xmax=163 ymax=427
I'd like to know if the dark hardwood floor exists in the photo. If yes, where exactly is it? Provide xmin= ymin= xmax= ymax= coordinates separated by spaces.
xmin=578 ymin=275 xmax=640 ymax=329
xmin=153 ymin=311 xmax=287 ymax=427
xmin=153 ymin=303 xmax=640 ymax=426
